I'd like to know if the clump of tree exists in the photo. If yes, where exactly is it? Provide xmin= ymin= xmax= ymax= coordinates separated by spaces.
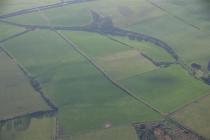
xmin=89 ymin=11 xmax=114 ymax=33
xmin=191 ymin=63 xmax=201 ymax=70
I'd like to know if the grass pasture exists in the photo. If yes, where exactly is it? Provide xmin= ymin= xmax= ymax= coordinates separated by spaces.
xmin=0 ymin=117 xmax=55 ymax=140
xmin=173 ymin=94 xmax=210 ymax=139
xmin=111 ymin=36 xmax=175 ymax=62
xmin=96 ymin=49 xmax=156 ymax=80
xmin=63 ymin=31 xmax=157 ymax=80
xmin=120 ymin=65 xmax=210 ymax=113
xmin=2 ymin=30 xmax=161 ymax=138
xmin=0 ymin=22 xmax=24 ymax=41
xmin=127 ymin=1 xmax=210 ymax=68
xmin=0 ymin=0 xmax=59 ymax=15
xmin=6 ymin=2 xmax=92 ymax=27
xmin=0 ymin=50 xmax=50 ymax=120
xmin=71 ymin=125 xmax=138 ymax=140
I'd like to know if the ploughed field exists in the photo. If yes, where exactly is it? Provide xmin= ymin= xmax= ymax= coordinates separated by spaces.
xmin=1 ymin=0 xmax=210 ymax=140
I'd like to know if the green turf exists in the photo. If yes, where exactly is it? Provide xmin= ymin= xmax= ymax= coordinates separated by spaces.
xmin=0 ymin=22 xmax=24 ymax=40
xmin=0 ymin=51 xmax=50 ymax=120
xmin=120 ymin=65 xmax=210 ymax=113
xmin=3 ymin=30 xmax=161 ymax=138
xmin=173 ymin=94 xmax=210 ymax=139
xmin=0 ymin=117 xmax=55 ymax=140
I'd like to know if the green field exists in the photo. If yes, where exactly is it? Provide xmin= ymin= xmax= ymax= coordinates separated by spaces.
xmin=71 ymin=125 xmax=138 ymax=140
xmin=173 ymin=94 xmax=210 ymax=139
xmin=120 ymin=65 xmax=210 ymax=112
xmin=0 ymin=0 xmax=59 ymax=15
xmin=63 ymin=31 xmax=156 ymax=80
xmin=0 ymin=50 xmax=50 ymax=120
xmin=0 ymin=117 xmax=55 ymax=140
xmin=2 ymin=30 xmax=161 ymax=138
xmin=0 ymin=22 xmax=24 ymax=40
xmin=126 ymin=0 xmax=210 ymax=68
xmin=1 ymin=0 xmax=210 ymax=139
xmin=6 ymin=2 xmax=92 ymax=26
xmin=111 ymin=36 xmax=175 ymax=62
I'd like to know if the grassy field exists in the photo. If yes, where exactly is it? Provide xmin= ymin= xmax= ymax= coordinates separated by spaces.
xmin=0 ymin=117 xmax=55 ymax=140
xmin=126 ymin=0 xmax=210 ymax=68
xmin=0 ymin=22 xmax=24 ymax=40
xmin=173 ymin=94 xmax=210 ymax=139
xmin=111 ymin=36 xmax=175 ymax=62
xmin=6 ymin=2 xmax=92 ymax=26
xmin=120 ymin=65 xmax=210 ymax=113
xmin=1 ymin=0 xmax=210 ymax=139
xmin=71 ymin=125 xmax=138 ymax=140
xmin=62 ymin=31 xmax=156 ymax=80
xmin=0 ymin=0 xmax=59 ymax=15
xmin=0 ymin=50 xmax=50 ymax=120
xmin=3 ymin=30 xmax=161 ymax=138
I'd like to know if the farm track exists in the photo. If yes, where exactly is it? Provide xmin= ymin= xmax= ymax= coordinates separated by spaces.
xmin=0 ymin=0 xmax=96 ymax=19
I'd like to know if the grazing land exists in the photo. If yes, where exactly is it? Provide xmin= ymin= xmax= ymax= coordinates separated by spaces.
xmin=0 ymin=50 xmax=51 ymax=121
xmin=173 ymin=94 xmax=210 ymax=139
xmin=0 ymin=117 xmax=55 ymax=140
xmin=0 ymin=22 xmax=24 ymax=40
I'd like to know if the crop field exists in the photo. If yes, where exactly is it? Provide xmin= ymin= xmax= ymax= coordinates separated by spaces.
xmin=172 ymin=95 xmax=210 ymax=139
xmin=1 ymin=0 xmax=210 ymax=139
xmin=0 ymin=50 xmax=50 ymax=121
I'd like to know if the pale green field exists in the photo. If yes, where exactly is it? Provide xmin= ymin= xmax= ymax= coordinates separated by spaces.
xmin=0 ymin=0 xmax=59 ymax=15
xmin=0 ymin=50 xmax=50 ymax=120
xmin=126 ymin=0 xmax=210 ymax=67
xmin=111 ymin=36 xmax=175 ymax=62
xmin=96 ymin=49 xmax=156 ymax=80
xmin=6 ymin=2 xmax=92 ymax=26
xmin=0 ymin=117 xmax=55 ymax=140
xmin=173 ymin=94 xmax=210 ymax=139
xmin=0 ymin=22 xmax=24 ymax=40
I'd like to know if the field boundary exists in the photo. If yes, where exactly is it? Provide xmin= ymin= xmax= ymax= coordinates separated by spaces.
xmin=0 ymin=29 xmax=33 ymax=43
xmin=167 ymin=91 xmax=210 ymax=117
